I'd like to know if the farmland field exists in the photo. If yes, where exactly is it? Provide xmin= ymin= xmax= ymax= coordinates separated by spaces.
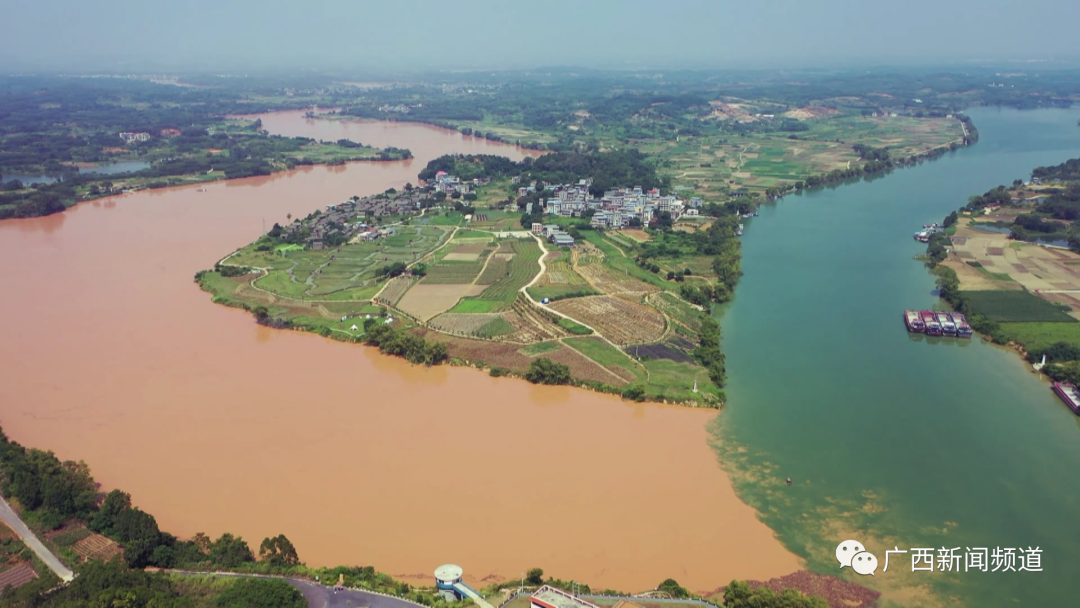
xmin=994 ymin=322 xmax=1080 ymax=352
xmin=396 ymin=283 xmax=487 ymax=320
xmin=650 ymin=292 xmax=705 ymax=333
xmin=641 ymin=358 xmax=718 ymax=400
xmin=72 ymin=533 xmax=124 ymax=562
xmin=472 ymin=239 xmax=542 ymax=305
xmin=564 ymin=336 xmax=644 ymax=383
xmin=519 ymin=341 xmax=562 ymax=356
xmin=961 ymin=290 xmax=1078 ymax=323
xmin=527 ymin=249 xmax=599 ymax=301
xmin=499 ymin=294 xmax=570 ymax=343
xmin=421 ymin=261 xmax=484 ymax=284
xmin=375 ymin=276 xmax=414 ymax=305
xmin=550 ymin=295 xmax=666 ymax=345
xmin=429 ymin=313 xmax=503 ymax=335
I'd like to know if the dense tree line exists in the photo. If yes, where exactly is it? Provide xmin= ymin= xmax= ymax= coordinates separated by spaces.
xmin=363 ymin=323 xmax=449 ymax=365
xmin=693 ymin=317 xmax=726 ymax=388
xmin=417 ymin=154 xmax=520 ymax=181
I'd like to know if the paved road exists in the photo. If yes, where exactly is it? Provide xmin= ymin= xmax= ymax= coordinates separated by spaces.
xmin=170 ymin=571 xmax=425 ymax=608
xmin=0 ymin=495 xmax=75 ymax=582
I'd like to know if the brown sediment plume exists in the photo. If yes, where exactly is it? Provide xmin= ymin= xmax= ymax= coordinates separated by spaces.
xmin=0 ymin=112 xmax=800 ymax=591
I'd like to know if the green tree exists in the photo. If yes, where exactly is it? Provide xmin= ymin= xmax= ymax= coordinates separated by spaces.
xmin=525 ymin=358 xmax=571 ymax=385
xmin=215 ymin=578 xmax=305 ymax=608
xmin=90 ymin=489 xmax=132 ymax=536
xmin=259 ymin=534 xmax=301 ymax=566
xmin=657 ymin=578 xmax=689 ymax=598
xmin=526 ymin=568 xmax=545 ymax=585
xmin=209 ymin=533 xmax=255 ymax=569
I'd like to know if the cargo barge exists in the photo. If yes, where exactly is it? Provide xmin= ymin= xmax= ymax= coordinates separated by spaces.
xmin=904 ymin=310 xmax=926 ymax=332
xmin=951 ymin=312 xmax=973 ymax=338
xmin=921 ymin=310 xmax=942 ymax=335
xmin=936 ymin=311 xmax=958 ymax=336
xmin=1052 ymin=382 xmax=1080 ymax=415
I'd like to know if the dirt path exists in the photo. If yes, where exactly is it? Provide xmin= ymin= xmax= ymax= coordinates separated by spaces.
xmin=526 ymin=236 xmax=649 ymax=379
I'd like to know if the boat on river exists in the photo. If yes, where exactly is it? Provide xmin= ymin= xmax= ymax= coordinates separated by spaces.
xmin=1052 ymin=382 xmax=1080 ymax=415
xmin=936 ymin=311 xmax=957 ymax=336
xmin=952 ymin=312 xmax=973 ymax=338
xmin=904 ymin=310 xmax=926 ymax=332
xmin=921 ymin=310 xmax=943 ymax=335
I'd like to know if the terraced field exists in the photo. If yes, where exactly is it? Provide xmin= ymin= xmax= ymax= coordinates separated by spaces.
xmin=375 ymin=276 xmax=415 ymax=305
xmin=73 ymin=533 xmax=123 ymax=561
xmin=0 ymin=563 xmax=37 ymax=592
xmin=527 ymin=250 xmax=598 ymax=301
xmin=499 ymin=294 xmax=570 ymax=343
xmin=576 ymin=262 xmax=661 ymax=298
xmin=550 ymin=295 xmax=666 ymax=345
xmin=650 ymin=291 xmax=705 ymax=333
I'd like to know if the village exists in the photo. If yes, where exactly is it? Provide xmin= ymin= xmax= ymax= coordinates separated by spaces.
xmin=516 ymin=179 xmax=704 ymax=229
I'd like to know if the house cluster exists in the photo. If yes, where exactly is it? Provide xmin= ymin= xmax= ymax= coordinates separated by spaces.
xmin=431 ymin=170 xmax=490 ymax=195
xmin=530 ymin=223 xmax=576 ymax=247
xmin=378 ymin=104 xmax=412 ymax=114
xmin=282 ymin=190 xmax=423 ymax=249
xmin=119 ymin=132 xmax=151 ymax=143
xmin=521 ymin=180 xmax=702 ymax=229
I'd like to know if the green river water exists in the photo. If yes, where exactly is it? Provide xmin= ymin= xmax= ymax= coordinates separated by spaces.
xmin=713 ymin=107 xmax=1080 ymax=607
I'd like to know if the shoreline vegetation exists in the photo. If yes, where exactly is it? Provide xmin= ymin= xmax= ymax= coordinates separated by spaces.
xmin=0 ymin=425 xmax=840 ymax=607
xmin=921 ymin=155 xmax=1080 ymax=388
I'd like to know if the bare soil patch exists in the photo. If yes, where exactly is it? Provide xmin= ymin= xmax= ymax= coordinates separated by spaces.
xmin=397 ymin=284 xmax=486 ymax=320
xmin=615 ymin=229 xmax=652 ymax=242
xmin=443 ymin=252 xmax=481 ymax=262
xmin=550 ymin=296 xmax=665 ymax=345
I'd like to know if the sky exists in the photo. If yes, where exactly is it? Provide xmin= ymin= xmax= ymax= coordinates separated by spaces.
xmin=2 ymin=0 xmax=1078 ymax=73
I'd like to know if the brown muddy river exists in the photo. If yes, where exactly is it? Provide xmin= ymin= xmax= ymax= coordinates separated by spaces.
xmin=0 ymin=111 xmax=798 ymax=591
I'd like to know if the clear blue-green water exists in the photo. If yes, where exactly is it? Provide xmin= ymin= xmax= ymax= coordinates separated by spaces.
xmin=713 ymin=107 xmax=1080 ymax=607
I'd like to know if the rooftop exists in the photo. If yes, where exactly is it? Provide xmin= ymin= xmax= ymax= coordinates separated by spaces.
xmin=530 ymin=586 xmax=599 ymax=608
xmin=434 ymin=564 xmax=463 ymax=581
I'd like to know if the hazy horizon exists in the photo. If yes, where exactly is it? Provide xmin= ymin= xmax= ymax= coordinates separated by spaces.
xmin=3 ymin=0 xmax=1080 ymax=73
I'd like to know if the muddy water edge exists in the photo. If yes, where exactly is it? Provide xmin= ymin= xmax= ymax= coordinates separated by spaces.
xmin=0 ymin=111 xmax=800 ymax=592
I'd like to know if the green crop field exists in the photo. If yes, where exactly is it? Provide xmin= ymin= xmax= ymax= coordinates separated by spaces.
xmin=475 ymin=317 xmax=515 ymax=338
xmin=475 ymin=239 xmax=542 ymax=304
xmin=995 ymin=322 xmax=1080 ymax=353
xmin=427 ymin=211 xmax=464 ymax=226
xmin=961 ymin=290 xmax=1078 ymax=323
xmin=641 ymin=359 xmax=718 ymax=400
xmin=564 ymin=337 xmax=644 ymax=381
xmin=448 ymin=299 xmax=505 ymax=313
xmin=557 ymin=317 xmax=593 ymax=335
